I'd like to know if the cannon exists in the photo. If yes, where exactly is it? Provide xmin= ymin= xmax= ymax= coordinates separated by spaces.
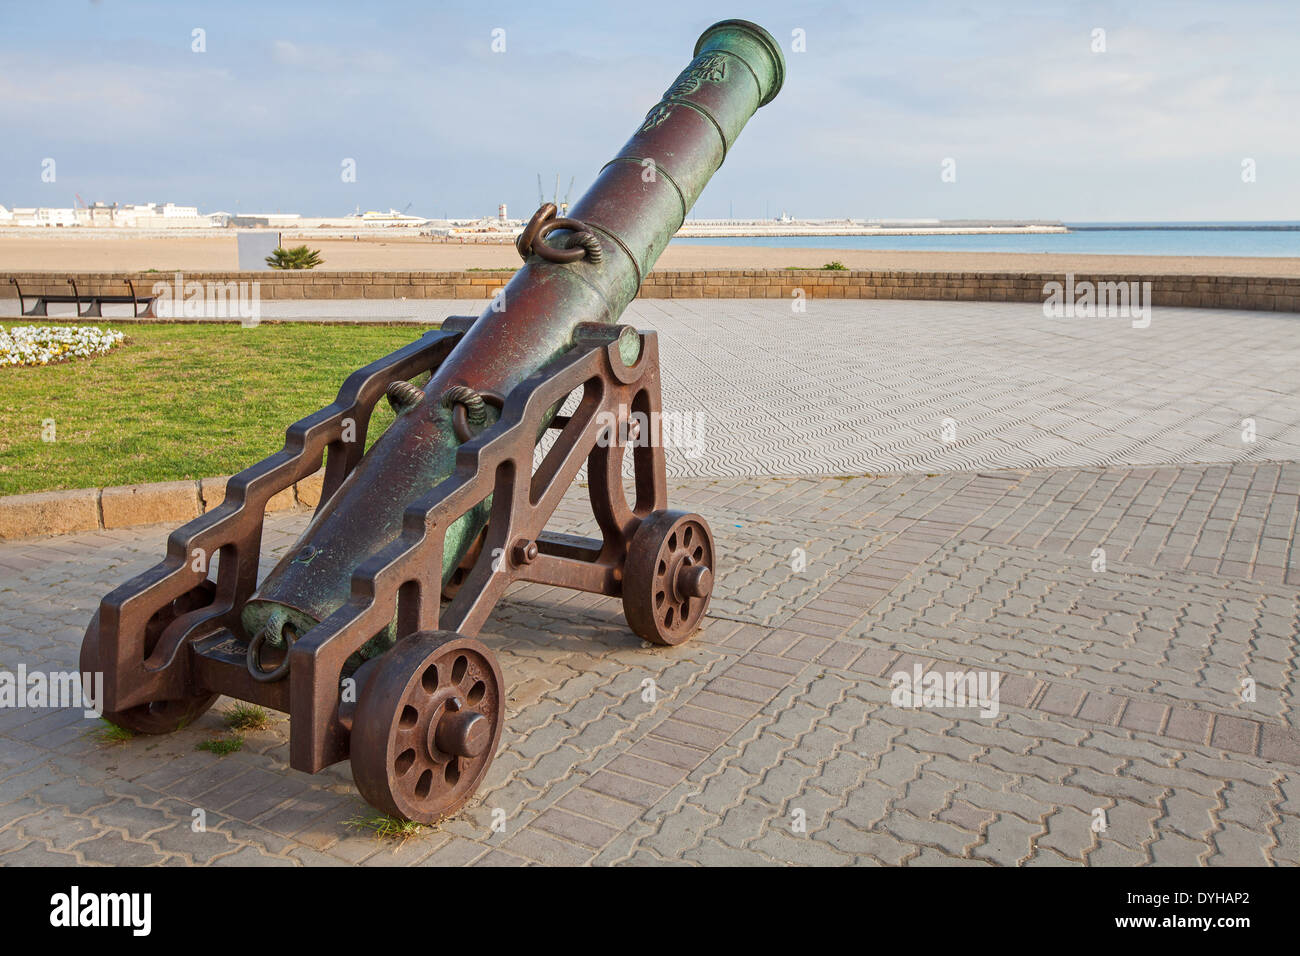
xmin=80 ymin=19 xmax=785 ymax=823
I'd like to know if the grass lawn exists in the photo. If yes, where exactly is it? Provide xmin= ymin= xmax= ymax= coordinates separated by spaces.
xmin=0 ymin=322 xmax=429 ymax=496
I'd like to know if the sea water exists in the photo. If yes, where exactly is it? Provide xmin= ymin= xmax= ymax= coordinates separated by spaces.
xmin=671 ymin=223 xmax=1300 ymax=258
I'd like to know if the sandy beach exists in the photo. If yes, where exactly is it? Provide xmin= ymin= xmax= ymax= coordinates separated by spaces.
xmin=1 ymin=235 xmax=1297 ymax=277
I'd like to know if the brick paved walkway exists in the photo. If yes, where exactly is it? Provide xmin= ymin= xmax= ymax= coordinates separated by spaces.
xmin=11 ymin=298 xmax=1300 ymax=475
xmin=2 ymin=299 xmax=1298 ymax=865
xmin=638 ymin=300 xmax=1300 ymax=477
xmin=1 ymin=461 xmax=1296 ymax=865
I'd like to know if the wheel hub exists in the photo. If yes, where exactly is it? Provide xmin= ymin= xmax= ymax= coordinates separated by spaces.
xmin=676 ymin=561 xmax=712 ymax=599
xmin=351 ymin=633 xmax=505 ymax=823
xmin=622 ymin=510 xmax=716 ymax=646
xmin=431 ymin=698 xmax=491 ymax=759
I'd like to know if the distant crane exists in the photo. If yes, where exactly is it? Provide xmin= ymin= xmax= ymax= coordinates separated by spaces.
xmin=533 ymin=175 xmax=579 ymax=214
xmin=537 ymin=173 xmax=576 ymax=214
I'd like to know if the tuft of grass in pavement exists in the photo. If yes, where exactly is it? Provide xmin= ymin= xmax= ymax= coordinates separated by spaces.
xmin=97 ymin=720 xmax=135 ymax=744
xmin=346 ymin=812 xmax=428 ymax=844
xmin=196 ymin=733 xmax=244 ymax=756
xmin=223 ymin=703 xmax=272 ymax=732
xmin=0 ymin=321 xmax=423 ymax=496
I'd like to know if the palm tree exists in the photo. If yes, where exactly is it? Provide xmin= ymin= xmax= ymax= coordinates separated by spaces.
xmin=265 ymin=245 xmax=324 ymax=270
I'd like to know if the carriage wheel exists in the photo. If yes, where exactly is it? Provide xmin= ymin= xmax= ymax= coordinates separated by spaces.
xmin=79 ymin=581 xmax=220 ymax=734
xmin=622 ymin=510 xmax=715 ymax=646
xmin=350 ymin=631 xmax=505 ymax=823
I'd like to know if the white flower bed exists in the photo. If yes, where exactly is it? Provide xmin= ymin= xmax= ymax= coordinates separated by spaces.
xmin=0 ymin=324 xmax=126 ymax=367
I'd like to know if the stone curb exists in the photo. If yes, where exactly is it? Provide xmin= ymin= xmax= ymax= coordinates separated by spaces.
xmin=0 ymin=471 xmax=324 ymax=540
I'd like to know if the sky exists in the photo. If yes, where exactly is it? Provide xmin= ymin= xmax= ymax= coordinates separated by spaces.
xmin=1 ymin=0 xmax=1297 ymax=222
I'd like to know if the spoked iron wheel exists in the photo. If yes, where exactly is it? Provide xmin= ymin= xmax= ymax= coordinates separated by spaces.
xmin=623 ymin=510 xmax=715 ymax=646
xmin=350 ymin=631 xmax=505 ymax=823
xmin=79 ymin=580 xmax=220 ymax=734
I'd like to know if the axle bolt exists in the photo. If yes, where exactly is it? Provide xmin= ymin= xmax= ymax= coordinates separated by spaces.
xmin=676 ymin=563 xmax=712 ymax=599
xmin=434 ymin=700 xmax=490 ymax=758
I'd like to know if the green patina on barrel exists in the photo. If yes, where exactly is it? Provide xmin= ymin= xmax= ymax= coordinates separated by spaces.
xmin=241 ymin=20 xmax=785 ymax=659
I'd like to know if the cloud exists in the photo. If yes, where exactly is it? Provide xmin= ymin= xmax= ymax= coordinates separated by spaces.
xmin=269 ymin=39 xmax=396 ymax=73
xmin=0 ymin=0 xmax=1295 ymax=220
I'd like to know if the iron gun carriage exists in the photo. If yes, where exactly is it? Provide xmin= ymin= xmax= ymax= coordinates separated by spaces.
xmin=81 ymin=19 xmax=785 ymax=822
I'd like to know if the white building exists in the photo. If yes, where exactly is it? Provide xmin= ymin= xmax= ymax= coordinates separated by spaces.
xmin=40 ymin=207 xmax=80 ymax=226
xmin=0 ymin=201 xmax=223 ymax=228
xmin=110 ymin=202 xmax=214 ymax=227
xmin=234 ymin=209 xmax=433 ymax=232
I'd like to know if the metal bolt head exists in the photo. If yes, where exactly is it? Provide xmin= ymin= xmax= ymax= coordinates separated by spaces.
xmin=615 ymin=326 xmax=642 ymax=367
xmin=676 ymin=563 xmax=712 ymax=599
xmin=512 ymin=539 xmax=538 ymax=565
xmin=435 ymin=707 xmax=490 ymax=758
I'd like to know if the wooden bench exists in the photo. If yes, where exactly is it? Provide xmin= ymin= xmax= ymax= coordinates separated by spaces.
xmin=9 ymin=277 xmax=157 ymax=318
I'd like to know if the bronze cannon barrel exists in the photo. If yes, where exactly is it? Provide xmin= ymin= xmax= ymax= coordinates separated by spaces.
xmin=242 ymin=19 xmax=785 ymax=655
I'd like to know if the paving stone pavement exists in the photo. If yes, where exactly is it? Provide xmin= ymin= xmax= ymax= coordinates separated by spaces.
xmin=12 ymin=298 xmax=1300 ymax=476
xmin=630 ymin=299 xmax=1300 ymax=477
xmin=1 ymin=460 xmax=1297 ymax=866
xmin=2 ymin=299 xmax=1298 ymax=865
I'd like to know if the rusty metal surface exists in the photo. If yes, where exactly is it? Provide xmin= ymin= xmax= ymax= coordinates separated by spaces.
xmin=287 ymin=326 xmax=673 ymax=775
xmin=80 ymin=326 xmax=466 ymax=717
xmin=514 ymin=202 xmax=603 ymax=264
xmin=622 ymin=510 xmax=716 ymax=646
xmin=349 ymin=631 xmax=505 ymax=823
xmin=244 ymin=19 xmax=785 ymax=657
xmin=81 ymin=20 xmax=781 ymax=822
xmin=79 ymin=582 xmax=219 ymax=733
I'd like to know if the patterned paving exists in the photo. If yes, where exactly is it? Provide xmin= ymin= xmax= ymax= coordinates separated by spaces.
xmin=9 ymin=298 xmax=1299 ymax=477
xmin=0 ymin=462 xmax=1297 ymax=866
xmin=630 ymin=299 xmax=1300 ymax=478
xmin=849 ymin=542 xmax=1300 ymax=730
xmin=1 ymin=300 xmax=1298 ymax=866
